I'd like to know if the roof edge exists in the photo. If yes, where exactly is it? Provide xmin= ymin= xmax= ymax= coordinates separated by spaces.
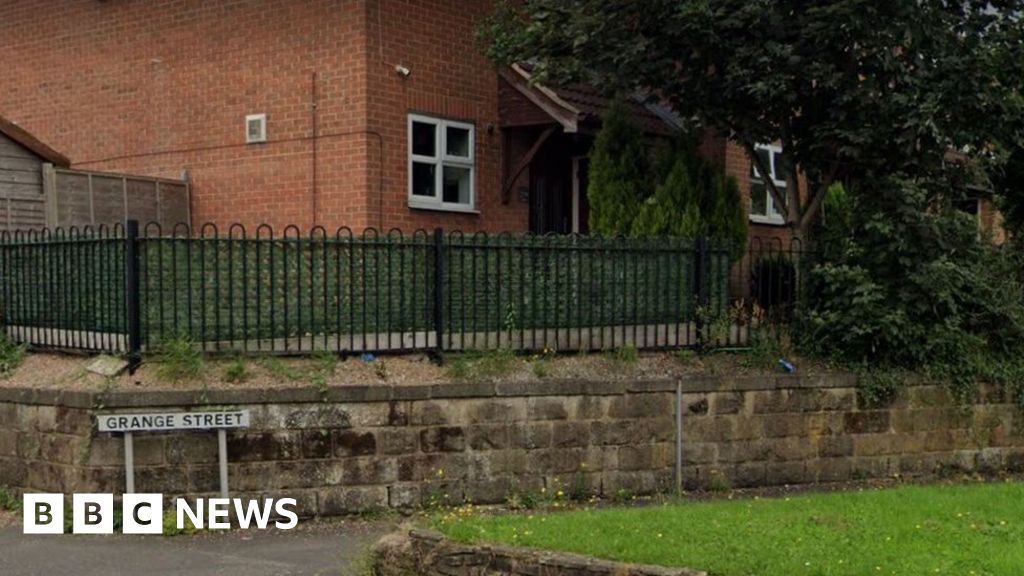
xmin=0 ymin=115 xmax=70 ymax=167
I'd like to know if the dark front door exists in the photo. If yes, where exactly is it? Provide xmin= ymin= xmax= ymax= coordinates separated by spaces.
xmin=529 ymin=136 xmax=573 ymax=234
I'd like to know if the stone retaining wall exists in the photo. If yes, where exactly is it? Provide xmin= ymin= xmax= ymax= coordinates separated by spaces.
xmin=0 ymin=373 xmax=1021 ymax=516
xmin=371 ymin=529 xmax=706 ymax=576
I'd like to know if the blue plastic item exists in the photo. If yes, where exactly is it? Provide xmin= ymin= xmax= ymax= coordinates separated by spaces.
xmin=779 ymin=359 xmax=796 ymax=373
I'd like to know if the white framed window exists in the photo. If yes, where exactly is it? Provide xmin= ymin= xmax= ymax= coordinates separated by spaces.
xmin=246 ymin=114 xmax=267 ymax=144
xmin=749 ymin=143 xmax=787 ymax=225
xmin=408 ymin=114 xmax=476 ymax=212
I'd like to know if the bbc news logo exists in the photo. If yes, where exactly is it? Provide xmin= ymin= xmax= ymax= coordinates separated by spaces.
xmin=23 ymin=494 xmax=298 ymax=534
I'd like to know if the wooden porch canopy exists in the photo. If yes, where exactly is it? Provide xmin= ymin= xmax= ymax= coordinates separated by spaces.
xmin=498 ymin=64 xmax=682 ymax=202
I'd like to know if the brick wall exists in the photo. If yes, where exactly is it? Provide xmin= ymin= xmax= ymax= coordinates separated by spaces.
xmin=0 ymin=0 xmax=530 ymax=233
xmin=1 ymin=374 xmax=1022 ymax=517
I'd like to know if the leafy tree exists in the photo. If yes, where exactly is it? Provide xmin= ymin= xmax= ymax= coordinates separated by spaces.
xmin=480 ymin=1 xmax=1024 ymax=237
xmin=586 ymin=99 xmax=650 ymax=236
xmin=995 ymin=147 xmax=1024 ymax=239
xmin=632 ymin=143 xmax=747 ymax=259
xmin=800 ymin=175 xmax=1024 ymax=375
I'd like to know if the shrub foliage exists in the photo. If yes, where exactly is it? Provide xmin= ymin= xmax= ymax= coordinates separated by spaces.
xmin=800 ymin=176 xmax=1024 ymax=400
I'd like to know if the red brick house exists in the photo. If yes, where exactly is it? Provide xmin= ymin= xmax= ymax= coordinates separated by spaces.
xmin=0 ymin=1 xmax=1001 ymax=242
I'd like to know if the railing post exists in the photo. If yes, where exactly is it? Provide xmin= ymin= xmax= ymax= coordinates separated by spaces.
xmin=125 ymin=219 xmax=142 ymax=372
xmin=432 ymin=228 xmax=445 ymax=361
xmin=693 ymin=236 xmax=709 ymax=349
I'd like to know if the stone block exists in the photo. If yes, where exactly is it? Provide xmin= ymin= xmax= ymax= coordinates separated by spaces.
xmin=0 ymin=429 xmax=18 ymax=458
xmin=87 ymin=436 xmax=123 ymax=467
xmin=817 ymin=436 xmax=853 ymax=458
xmin=227 ymin=432 xmax=302 ymax=461
xmin=590 ymin=421 xmax=631 ymax=446
xmin=282 ymin=406 xmax=352 ymax=430
xmin=844 ymin=411 xmax=890 ymax=434
xmin=685 ymin=415 xmax=735 ymax=443
xmin=716 ymin=441 xmax=770 ymax=464
xmin=551 ymin=421 xmax=589 ymax=448
xmin=165 ymin=435 xmax=219 ymax=465
xmin=467 ymin=425 xmax=509 ymax=451
xmin=136 ymin=466 xmax=188 ymax=493
xmin=573 ymin=396 xmax=608 ymax=420
xmin=378 ymin=429 xmax=419 ymax=455
xmin=388 ymin=483 xmax=421 ymax=509
xmin=409 ymin=402 xmax=452 ymax=426
xmin=301 ymin=430 xmax=333 ymax=459
xmin=398 ymin=453 xmax=469 ymax=482
xmin=765 ymin=437 xmax=815 ymax=462
xmin=132 ymin=435 xmax=167 ymax=466
xmin=682 ymin=442 xmax=718 ymax=465
xmin=420 ymin=427 xmax=466 ymax=453
xmin=333 ymin=430 xmax=377 ymax=457
xmin=526 ymin=448 xmax=587 ymax=475
xmin=850 ymin=456 xmax=894 ymax=479
xmin=318 ymin=486 xmax=388 ymax=515
xmin=730 ymin=462 xmax=767 ymax=488
xmin=762 ymin=414 xmax=808 ymax=438
xmin=712 ymin=392 xmax=744 ymax=415
xmin=808 ymin=458 xmax=852 ymax=483
xmin=764 ymin=461 xmax=808 ymax=485
xmin=39 ymin=434 xmax=87 ymax=465
xmin=510 ymin=422 xmax=552 ymax=449
xmin=55 ymin=406 xmax=92 ymax=435
xmin=527 ymin=398 xmax=569 ymax=421
xmin=617 ymin=445 xmax=654 ymax=471
xmin=341 ymin=457 xmax=398 ymax=486
xmin=464 ymin=478 xmax=511 ymax=504
xmin=602 ymin=471 xmax=657 ymax=496
xmin=0 ymin=457 xmax=26 ymax=488
xmin=469 ymin=400 xmax=525 ymax=423
xmin=609 ymin=393 xmax=673 ymax=419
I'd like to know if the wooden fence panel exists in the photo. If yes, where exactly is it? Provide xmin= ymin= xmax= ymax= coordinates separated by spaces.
xmin=45 ymin=166 xmax=190 ymax=229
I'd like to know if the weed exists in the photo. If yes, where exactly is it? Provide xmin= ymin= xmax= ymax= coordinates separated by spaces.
xmin=605 ymin=345 xmax=639 ymax=370
xmin=610 ymin=488 xmax=636 ymax=503
xmin=742 ymin=328 xmax=791 ymax=371
xmin=374 ymin=359 xmax=389 ymax=380
xmin=152 ymin=335 xmax=204 ymax=382
xmin=222 ymin=358 xmax=248 ymax=384
xmin=857 ymin=367 xmax=906 ymax=409
xmin=0 ymin=485 xmax=20 ymax=511
xmin=259 ymin=356 xmax=304 ymax=381
xmin=673 ymin=348 xmax=698 ymax=365
xmin=706 ymin=469 xmax=731 ymax=493
xmin=446 ymin=348 xmax=517 ymax=381
xmin=0 ymin=333 xmax=26 ymax=377
xmin=163 ymin=509 xmax=198 ymax=536
xmin=532 ymin=358 xmax=551 ymax=379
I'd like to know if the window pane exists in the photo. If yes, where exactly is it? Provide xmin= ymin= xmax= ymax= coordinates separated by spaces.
xmin=442 ymin=165 xmax=472 ymax=205
xmin=773 ymin=151 xmax=790 ymax=183
xmin=412 ymin=121 xmax=436 ymax=157
xmin=446 ymin=126 xmax=471 ymax=157
xmin=753 ymin=148 xmax=771 ymax=178
xmin=412 ymin=162 xmax=436 ymax=197
xmin=750 ymin=182 xmax=768 ymax=215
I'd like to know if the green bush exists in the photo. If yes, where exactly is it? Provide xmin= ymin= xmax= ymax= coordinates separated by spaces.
xmin=799 ymin=175 xmax=1024 ymax=400
xmin=587 ymin=99 xmax=651 ymax=236
xmin=633 ymin=141 xmax=746 ymax=260
xmin=0 ymin=332 xmax=26 ymax=376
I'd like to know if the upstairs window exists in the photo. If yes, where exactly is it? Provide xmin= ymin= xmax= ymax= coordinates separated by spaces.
xmin=750 ymin=144 xmax=787 ymax=224
xmin=408 ymin=114 xmax=475 ymax=212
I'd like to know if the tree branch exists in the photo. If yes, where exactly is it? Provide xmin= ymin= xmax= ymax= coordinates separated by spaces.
xmin=797 ymin=161 xmax=840 ymax=233
xmin=738 ymin=139 xmax=788 ymax=217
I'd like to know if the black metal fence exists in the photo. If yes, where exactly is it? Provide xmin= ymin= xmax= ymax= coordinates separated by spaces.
xmin=0 ymin=222 xmax=814 ymax=358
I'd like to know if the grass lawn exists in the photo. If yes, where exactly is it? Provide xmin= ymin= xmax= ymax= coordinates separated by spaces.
xmin=437 ymin=481 xmax=1024 ymax=576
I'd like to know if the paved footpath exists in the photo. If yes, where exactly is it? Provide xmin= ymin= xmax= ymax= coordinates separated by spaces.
xmin=0 ymin=518 xmax=392 ymax=576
